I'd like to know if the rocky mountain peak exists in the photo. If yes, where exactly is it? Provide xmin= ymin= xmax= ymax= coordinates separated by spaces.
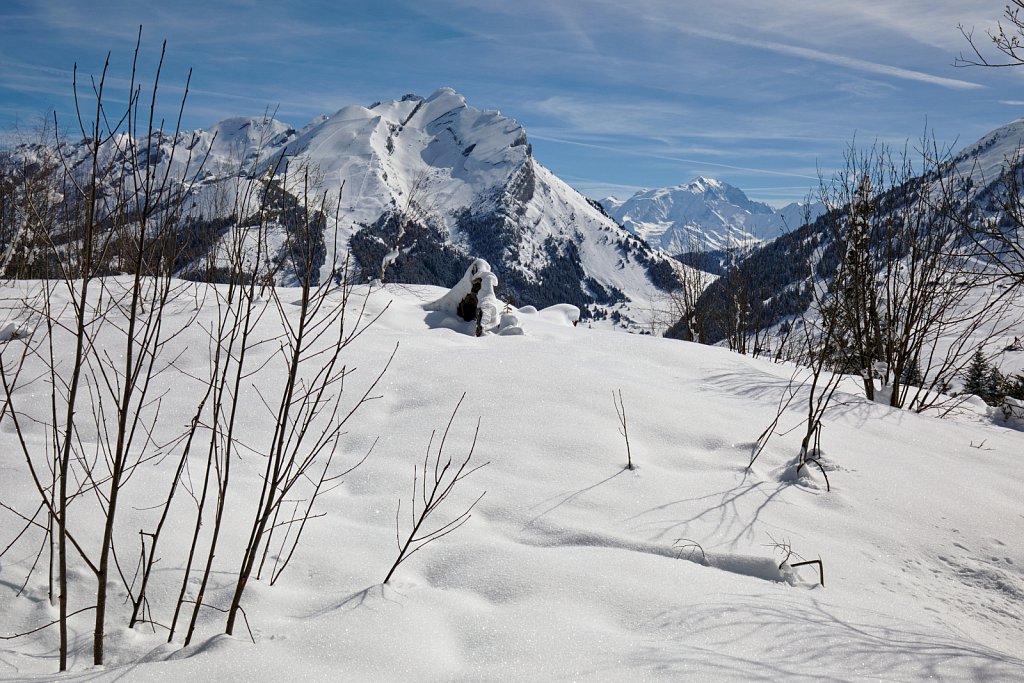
xmin=602 ymin=176 xmax=822 ymax=254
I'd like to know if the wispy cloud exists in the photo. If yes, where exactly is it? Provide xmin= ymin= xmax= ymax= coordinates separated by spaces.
xmin=530 ymin=133 xmax=821 ymax=181
xmin=1 ymin=0 xmax=1016 ymax=198
xmin=527 ymin=95 xmax=694 ymax=138
xmin=669 ymin=24 xmax=983 ymax=91
xmin=833 ymin=77 xmax=901 ymax=100
xmin=525 ymin=94 xmax=851 ymax=146
xmin=558 ymin=175 xmax=648 ymax=200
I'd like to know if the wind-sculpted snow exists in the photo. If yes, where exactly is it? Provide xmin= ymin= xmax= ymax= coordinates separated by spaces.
xmin=423 ymin=258 xmax=579 ymax=336
xmin=517 ymin=521 xmax=797 ymax=584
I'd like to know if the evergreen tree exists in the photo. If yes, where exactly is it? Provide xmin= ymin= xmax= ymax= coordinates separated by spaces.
xmin=831 ymin=174 xmax=883 ymax=399
xmin=962 ymin=348 xmax=1011 ymax=405
xmin=1003 ymin=374 xmax=1024 ymax=401
xmin=963 ymin=348 xmax=991 ymax=399
xmin=900 ymin=360 xmax=924 ymax=387
xmin=986 ymin=366 xmax=1005 ymax=405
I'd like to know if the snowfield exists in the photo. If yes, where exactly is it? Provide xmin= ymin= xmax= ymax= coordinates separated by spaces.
xmin=1 ymin=275 xmax=1023 ymax=681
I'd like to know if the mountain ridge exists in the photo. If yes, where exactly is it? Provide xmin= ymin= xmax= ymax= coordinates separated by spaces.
xmin=601 ymin=176 xmax=824 ymax=254
xmin=1 ymin=87 xmax=685 ymax=324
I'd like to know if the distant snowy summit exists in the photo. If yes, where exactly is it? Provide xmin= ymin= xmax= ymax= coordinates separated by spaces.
xmin=603 ymin=118 xmax=1024 ymax=258
xmin=602 ymin=177 xmax=823 ymax=253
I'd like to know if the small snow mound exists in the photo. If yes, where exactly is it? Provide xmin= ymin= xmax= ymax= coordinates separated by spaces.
xmin=673 ymin=543 xmax=794 ymax=584
xmin=534 ymin=303 xmax=581 ymax=327
xmin=0 ymin=321 xmax=22 ymax=342
xmin=705 ymin=553 xmax=794 ymax=584
xmin=498 ymin=312 xmax=524 ymax=336
xmin=778 ymin=454 xmax=834 ymax=491
xmin=960 ymin=394 xmax=991 ymax=411
xmin=990 ymin=397 xmax=1024 ymax=429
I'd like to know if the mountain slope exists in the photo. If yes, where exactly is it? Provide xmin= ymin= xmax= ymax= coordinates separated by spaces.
xmin=950 ymin=117 xmax=1024 ymax=183
xmin=602 ymin=177 xmax=823 ymax=253
xmin=691 ymin=118 xmax=1024 ymax=347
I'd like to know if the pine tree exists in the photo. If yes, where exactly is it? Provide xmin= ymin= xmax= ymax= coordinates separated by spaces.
xmin=901 ymin=360 xmax=924 ymax=387
xmin=832 ymin=174 xmax=883 ymax=399
xmin=1004 ymin=374 xmax=1024 ymax=401
xmin=985 ymin=366 xmax=1005 ymax=405
xmin=962 ymin=348 xmax=1011 ymax=405
xmin=963 ymin=348 xmax=991 ymax=399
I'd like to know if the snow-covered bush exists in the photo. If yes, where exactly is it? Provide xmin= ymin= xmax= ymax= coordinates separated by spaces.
xmin=991 ymin=396 xmax=1024 ymax=429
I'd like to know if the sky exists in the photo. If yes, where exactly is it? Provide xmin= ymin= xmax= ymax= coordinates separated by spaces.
xmin=1 ymin=0 xmax=1022 ymax=206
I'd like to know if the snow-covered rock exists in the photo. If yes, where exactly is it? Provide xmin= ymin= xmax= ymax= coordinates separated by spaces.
xmin=425 ymin=258 xmax=503 ymax=336
xmin=0 ymin=321 xmax=19 ymax=342
xmin=992 ymin=396 xmax=1024 ymax=428
xmin=424 ymin=258 xmax=580 ymax=336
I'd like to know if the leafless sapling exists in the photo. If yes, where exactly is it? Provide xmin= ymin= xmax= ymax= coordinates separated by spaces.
xmin=956 ymin=1 xmax=1024 ymax=69
xmin=383 ymin=394 xmax=488 ymax=584
xmin=223 ymin=169 xmax=394 ymax=634
xmin=612 ymin=388 xmax=634 ymax=470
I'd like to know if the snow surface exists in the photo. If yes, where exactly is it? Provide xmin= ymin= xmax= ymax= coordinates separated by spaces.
xmin=952 ymin=118 xmax=1024 ymax=186
xmin=1 ymin=277 xmax=1024 ymax=681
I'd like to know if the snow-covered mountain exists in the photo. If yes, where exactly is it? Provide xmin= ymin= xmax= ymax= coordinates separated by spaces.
xmin=198 ymin=116 xmax=298 ymax=177
xmin=950 ymin=117 xmax=1024 ymax=183
xmin=1 ymin=89 xmax=683 ymax=322
xmin=38 ymin=89 xmax=683 ymax=320
xmin=602 ymin=177 xmax=823 ymax=253
xmin=267 ymin=88 xmax=678 ymax=315
xmin=691 ymin=118 xmax=1024 ymax=347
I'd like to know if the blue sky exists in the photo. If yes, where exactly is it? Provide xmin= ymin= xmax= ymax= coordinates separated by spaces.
xmin=1 ymin=0 xmax=1021 ymax=206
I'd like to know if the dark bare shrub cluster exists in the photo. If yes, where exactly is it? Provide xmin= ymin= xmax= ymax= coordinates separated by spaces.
xmin=0 ymin=35 xmax=395 ymax=672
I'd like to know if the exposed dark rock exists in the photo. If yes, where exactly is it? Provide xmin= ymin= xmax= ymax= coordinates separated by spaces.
xmin=457 ymin=276 xmax=483 ymax=321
